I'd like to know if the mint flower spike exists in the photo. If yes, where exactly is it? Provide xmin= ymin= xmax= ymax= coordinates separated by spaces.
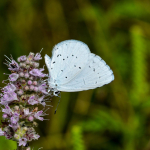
xmin=0 ymin=52 xmax=51 ymax=150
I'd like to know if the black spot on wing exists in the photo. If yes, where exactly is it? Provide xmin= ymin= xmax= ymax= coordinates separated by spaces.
xmin=57 ymin=54 xmax=62 ymax=57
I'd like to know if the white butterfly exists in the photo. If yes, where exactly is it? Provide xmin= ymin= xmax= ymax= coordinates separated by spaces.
xmin=45 ymin=40 xmax=114 ymax=95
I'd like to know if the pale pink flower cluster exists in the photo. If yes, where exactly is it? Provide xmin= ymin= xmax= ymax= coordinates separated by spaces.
xmin=0 ymin=52 xmax=50 ymax=149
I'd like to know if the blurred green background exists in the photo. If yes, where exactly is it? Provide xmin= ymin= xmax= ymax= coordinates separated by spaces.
xmin=0 ymin=0 xmax=150 ymax=150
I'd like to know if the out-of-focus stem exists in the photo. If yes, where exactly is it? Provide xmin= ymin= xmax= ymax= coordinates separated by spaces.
xmin=17 ymin=144 xmax=30 ymax=150
xmin=17 ymin=144 xmax=22 ymax=150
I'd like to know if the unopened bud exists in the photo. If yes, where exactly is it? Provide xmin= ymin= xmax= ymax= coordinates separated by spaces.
xmin=19 ymin=72 xmax=24 ymax=77
xmin=33 ymin=62 xmax=39 ymax=68
xmin=14 ymin=134 xmax=19 ymax=140
xmin=30 ymin=85 xmax=34 ymax=91
xmin=20 ymin=63 xmax=26 ymax=67
xmin=23 ymin=127 xmax=28 ymax=131
xmin=17 ymin=90 xmax=24 ymax=96
xmin=26 ymin=65 xmax=30 ymax=69
xmin=29 ymin=61 xmax=33 ymax=66
xmin=3 ymin=114 xmax=8 ymax=119
xmin=33 ymin=81 xmax=37 ymax=85
xmin=26 ymin=60 xmax=30 ymax=64
xmin=28 ymin=80 xmax=32 ymax=85
xmin=34 ymin=87 xmax=38 ymax=92
xmin=14 ymin=106 xmax=19 ymax=111
xmin=28 ymin=116 xmax=34 ymax=122
xmin=24 ymin=73 xmax=29 ymax=78
xmin=24 ymin=86 xmax=29 ymax=91
xmin=29 ymin=76 xmax=34 ymax=80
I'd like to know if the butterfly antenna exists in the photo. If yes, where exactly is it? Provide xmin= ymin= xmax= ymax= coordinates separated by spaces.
xmin=54 ymin=92 xmax=61 ymax=114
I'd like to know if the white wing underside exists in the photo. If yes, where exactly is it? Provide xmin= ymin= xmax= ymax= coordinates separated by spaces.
xmin=45 ymin=40 xmax=114 ymax=92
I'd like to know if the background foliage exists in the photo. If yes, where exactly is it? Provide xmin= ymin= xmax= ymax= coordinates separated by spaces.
xmin=0 ymin=0 xmax=150 ymax=150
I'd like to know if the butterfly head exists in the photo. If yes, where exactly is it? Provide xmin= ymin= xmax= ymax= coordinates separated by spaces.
xmin=47 ymin=78 xmax=60 ymax=96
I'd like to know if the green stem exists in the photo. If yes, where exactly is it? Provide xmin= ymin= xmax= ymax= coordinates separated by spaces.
xmin=17 ymin=144 xmax=22 ymax=150
xmin=17 ymin=145 xmax=30 ymax=150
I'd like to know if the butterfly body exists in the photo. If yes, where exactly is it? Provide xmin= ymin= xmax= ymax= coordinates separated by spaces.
xmin=45 ymin=40 xmax=114 ymax=94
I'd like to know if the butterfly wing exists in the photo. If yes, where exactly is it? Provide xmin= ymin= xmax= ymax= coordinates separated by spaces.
xmin=46 ymin=40 xmax=91 ymax=89
xmin=57 ymin=53 xmax=114 ymax=92
xmin=45 ymin=40 xmax=114 ymax=92
xmin=45 ymin=54 xmax=51 ymax=75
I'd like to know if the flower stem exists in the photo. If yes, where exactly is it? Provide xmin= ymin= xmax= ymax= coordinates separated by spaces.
xmin=17 ymin=145 xmax=30 ymax=150
xmin=17 ymin=144 xmax=22 ymax=150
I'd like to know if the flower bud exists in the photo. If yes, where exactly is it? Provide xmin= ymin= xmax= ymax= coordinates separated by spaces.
xmin=14 ymin=106 xmax=19 ymax=111
xmin=19 ymin=72 xmax=24 ymax=77
xmin=26 ymin=65 xmax=30 ymax=69
xmin=27 ymin=80 xmax=32 ymax=85
xmin=24 ymin=86 xmax=29 ymax=91
xmin=3 ymin=114 xmax=8 ymax=119
xmin=17 ymin=90 xmax=24 ymax=96
xmin=17 ymin=56 xmax=27 ymax=62
xmin=28 ymin=53 xmax=34 ymax=61
xmin=33 ymin=81 xmax=37 ymax=86
xmin=29 ymin=61 xmax=33 ymax=66
xmin=33 ymin=62 xmax=39 ymax=68
xmin=28 ymin=116 xmax=34 ymax=122
xmin=34 ymin=87 xmax=38 ymax=92
xmin=14 ymin=134 xmax=19 ymax=140
xmin=20 ymin=63 xmax=26 ymax=68
xmin=23 ymin=127 xmax=28 ymax=131
xmin=29 ymin=76 xmax=34 ymax=80
xmin=24 ymin=73 xmax=29 ymax=79
xmin=26 ymin=60 xmax=30 ymax=64
xmin=21 ymin=79 xmax=26 ymax=84
xmin=30 ymin=85 xmax=34 ymax=91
